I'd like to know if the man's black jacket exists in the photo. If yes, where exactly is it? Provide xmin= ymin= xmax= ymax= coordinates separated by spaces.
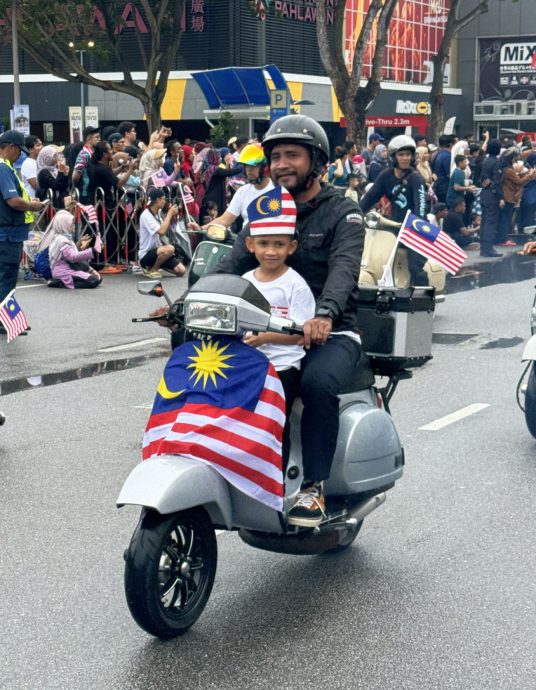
xmin=216 ymin=184 xmax=365 ymax=331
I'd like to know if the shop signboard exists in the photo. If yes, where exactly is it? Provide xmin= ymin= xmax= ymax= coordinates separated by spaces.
xmin=68 ymin=106 xmax=83 ymax=144
xmin=11 ymin=104 xmax=30 ymax=135
xmin=479 ymin=36 xmax=536 ymax=101
xmin=85 ymin=106 xmax=99 ymax=129
xmin=364 ymin=115 xmax=428 ymax=128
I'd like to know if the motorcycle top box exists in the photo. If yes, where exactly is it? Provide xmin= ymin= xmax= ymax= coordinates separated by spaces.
xmin=356 ymin=285 xmax=435 ymax=374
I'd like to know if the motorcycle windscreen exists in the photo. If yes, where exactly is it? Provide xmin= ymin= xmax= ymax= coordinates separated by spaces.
xmin=143 ymin=338 xmax=286 ymax=512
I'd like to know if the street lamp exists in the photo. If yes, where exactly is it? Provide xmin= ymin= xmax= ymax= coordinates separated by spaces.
xmin=69 ymin=40 xmax=95 ymax=130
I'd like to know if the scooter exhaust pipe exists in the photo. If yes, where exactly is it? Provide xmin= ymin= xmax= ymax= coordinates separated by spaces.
xmin=347 ymin=492 xmax=386 ymax=523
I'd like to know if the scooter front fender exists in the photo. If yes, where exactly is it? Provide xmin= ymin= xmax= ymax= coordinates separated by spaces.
xmin=522 ymin=334 xmax=536 ymax=362
xmin=117 ymin=455 xmax=233 ymax=528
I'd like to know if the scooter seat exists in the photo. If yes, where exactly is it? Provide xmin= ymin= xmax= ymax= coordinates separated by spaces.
xmin=339 ymin=350 xmax=376 ymax=394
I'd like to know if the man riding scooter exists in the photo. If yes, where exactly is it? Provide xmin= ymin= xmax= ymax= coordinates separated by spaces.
xmin=217 ymin=115 xmax=365 ymax=526
xmin=360 ymin=135 xmax=429 ymax=286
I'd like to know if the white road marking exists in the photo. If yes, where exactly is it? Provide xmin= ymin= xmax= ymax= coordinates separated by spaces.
xmin=17 ymin=283 xmax=47 ymax=289
xmin=419 ymin=403 xmax=490 ymax=431
xmin=133 ymin=404 xmax=153 ymax=409
xmin=98 ymin=337 xmax=167 ymax=353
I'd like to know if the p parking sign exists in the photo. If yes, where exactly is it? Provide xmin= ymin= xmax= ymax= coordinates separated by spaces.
xmin=270 ymin=89 xmax=290 ymax=124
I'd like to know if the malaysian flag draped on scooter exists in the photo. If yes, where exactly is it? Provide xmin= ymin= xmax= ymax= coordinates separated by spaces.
xmin=143 ymin=338 xmax=286 ymax=511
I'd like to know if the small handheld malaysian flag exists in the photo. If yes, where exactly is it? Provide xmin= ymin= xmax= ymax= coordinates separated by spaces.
xmin=0 ymin=291 xmax=29 ymax=342
xmin=398 ymin=211 xmax=467 ymax=275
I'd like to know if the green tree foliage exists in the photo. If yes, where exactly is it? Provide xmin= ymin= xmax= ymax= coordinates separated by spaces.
xmin=0 ymin=0 xmax=185 ymax=131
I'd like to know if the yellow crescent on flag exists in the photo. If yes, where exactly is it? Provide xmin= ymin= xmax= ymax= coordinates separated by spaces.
xmin=412 ymin=218 xmax=432 ymax=234
xmin=157 ymin=375 xmax=184 ymax=400
xmin=255 ymin=195 xmax=270 ymax=215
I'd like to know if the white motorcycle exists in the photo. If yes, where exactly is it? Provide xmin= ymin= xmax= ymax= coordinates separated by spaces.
xmin=517 ymin=285 xmax=536 ymax=438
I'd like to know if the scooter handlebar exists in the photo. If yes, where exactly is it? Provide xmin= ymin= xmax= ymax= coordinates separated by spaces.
xmin=268 ymin=315 xmax=303 ymax=336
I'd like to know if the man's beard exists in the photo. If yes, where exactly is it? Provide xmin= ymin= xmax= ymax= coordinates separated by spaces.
xmin=274 ymin=171 xmax=309 ymax=195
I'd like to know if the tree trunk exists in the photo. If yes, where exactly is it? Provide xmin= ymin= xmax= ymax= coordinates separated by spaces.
xmin=429 ymin=54 xmax=446 ymax=143
xmin=143 ymin=95 xmax=161 ymax=133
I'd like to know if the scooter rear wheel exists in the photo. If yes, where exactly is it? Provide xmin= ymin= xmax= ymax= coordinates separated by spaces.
xmin=525 ymin=363 xmax=536 ymax=439
xmin=124 ymin=507 xmax=217 ymax=639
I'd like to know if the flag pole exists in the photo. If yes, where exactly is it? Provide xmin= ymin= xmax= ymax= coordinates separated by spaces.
xmin=378 ymin=210 xmax=411 ymax=287
xmin=177 ymin=183 xmax=193 ymax=225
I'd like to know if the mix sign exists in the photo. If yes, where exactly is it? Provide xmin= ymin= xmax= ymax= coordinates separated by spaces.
xmin=480 ymin=36 xmax=536 ymax=101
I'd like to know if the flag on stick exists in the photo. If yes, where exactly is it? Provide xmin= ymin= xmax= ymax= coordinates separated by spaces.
xmin=0 ymin=291 xmax=29 ymax=342
xmin=76 ymin=202 xmax=99 ymax=226
xmin=398 ymin=211 xmax=467 ymax=275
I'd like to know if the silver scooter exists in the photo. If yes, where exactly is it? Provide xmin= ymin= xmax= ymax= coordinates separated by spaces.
xmin=517 ymin=285 xmax=536 ymax=438
xmin=118 ymin=274 xmax=435 ymax=639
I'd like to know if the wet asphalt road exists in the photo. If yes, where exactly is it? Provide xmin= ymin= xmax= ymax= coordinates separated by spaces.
xmin=1 ymin=272 xmax=536 ymax=690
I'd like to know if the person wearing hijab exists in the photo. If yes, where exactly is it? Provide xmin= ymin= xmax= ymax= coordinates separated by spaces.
xmin=180 ymin=144 xmax=194 ymax=179
xmin=39 ymin=210 xmax=101 ymax=288
xmin=139 ymin=148 xmax=181 ymax=193
xmin=367 ymin=144 xmax=389 ymax=183
xmin=36 ymin=145 xmax=70 ymax=210
xmin=198 ymin=146 xmax=240 ymax=220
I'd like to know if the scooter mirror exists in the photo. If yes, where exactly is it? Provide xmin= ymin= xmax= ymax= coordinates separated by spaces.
xmin=365 ymin=211 xmax=380 ymax=229
xmin=137 ymin=280 xmax=164 ymax=297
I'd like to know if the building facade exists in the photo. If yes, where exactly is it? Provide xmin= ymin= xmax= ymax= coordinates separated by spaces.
xmin=0 ymin=0 xmax=489 ymax=144
xmin=456 ymin=0 xmax=536 ymax=141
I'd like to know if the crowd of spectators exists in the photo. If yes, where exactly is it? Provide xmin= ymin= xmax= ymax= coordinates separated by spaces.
xmin=10 ymin=122 xmax=536 ymax=292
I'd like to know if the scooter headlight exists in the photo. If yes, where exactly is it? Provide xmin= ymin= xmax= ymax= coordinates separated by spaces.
xmin=206 ymin=223 xmax=228 ymax=241
xmin=184 ymin=301 xmax=237 ymax=333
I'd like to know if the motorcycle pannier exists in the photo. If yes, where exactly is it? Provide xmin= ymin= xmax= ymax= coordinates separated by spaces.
xmin=356 ymin=286 xmax=435 ymax=375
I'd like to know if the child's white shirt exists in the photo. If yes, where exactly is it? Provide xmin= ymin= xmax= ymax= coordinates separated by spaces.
xmin=242 ymin=266 xmax=316 ymax=370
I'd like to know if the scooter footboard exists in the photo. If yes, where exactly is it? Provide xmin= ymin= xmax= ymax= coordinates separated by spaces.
xmin=116 ymin=455 xmax=233 ymax=528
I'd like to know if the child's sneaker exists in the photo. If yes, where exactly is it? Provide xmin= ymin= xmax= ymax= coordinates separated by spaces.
xmin=287 ymin=483 xmax=326 ymax=527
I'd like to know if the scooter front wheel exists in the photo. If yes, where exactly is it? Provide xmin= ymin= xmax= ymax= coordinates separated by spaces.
xmin=124 ymin=507 xmax=217 ymax=639
xmin=525 ymin=363 xmax=536 ymax=439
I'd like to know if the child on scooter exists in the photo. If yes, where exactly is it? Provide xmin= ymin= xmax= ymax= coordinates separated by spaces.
xmin=242 ymin=185 xmax=315 ymax=465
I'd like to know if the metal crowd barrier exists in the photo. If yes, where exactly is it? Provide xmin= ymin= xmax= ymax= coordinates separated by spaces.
xmin=23 ymin=183 xmax=191 ymax=274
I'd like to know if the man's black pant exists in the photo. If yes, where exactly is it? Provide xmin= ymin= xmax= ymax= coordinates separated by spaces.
xmin=480 ymin=191 xmax=501 ymax=254
xmin=300 ymin=335 xmax=362 ymax=483
xmin=0 ymin=241 xmax=23 ymax=303
xmin=407 ymin=248 xmax=429 ymax=286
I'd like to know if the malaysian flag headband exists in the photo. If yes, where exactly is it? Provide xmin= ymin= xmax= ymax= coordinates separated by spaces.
xmin=247 ymin=185 xmax=297 ymax=236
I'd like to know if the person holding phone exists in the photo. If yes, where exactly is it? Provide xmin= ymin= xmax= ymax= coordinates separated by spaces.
xmin=138 ymin=188 xmax=187 ymax=278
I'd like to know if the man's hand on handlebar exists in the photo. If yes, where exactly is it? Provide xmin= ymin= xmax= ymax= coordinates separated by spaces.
xmin=300 ymin=316 xmax=333 ymax=349
xmin=521 ymin=240 xmax=536 ymax=255
xmin=149 ymin=305 xmax=172 ymax=328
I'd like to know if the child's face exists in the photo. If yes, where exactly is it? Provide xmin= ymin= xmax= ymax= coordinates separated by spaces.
xmin=349 ymin=178 xmax=359 ymax=189
xmin=473 ymin=215 xmax=481 ymax=227
xmin=245 ymin=235 xmax=298 ymax=270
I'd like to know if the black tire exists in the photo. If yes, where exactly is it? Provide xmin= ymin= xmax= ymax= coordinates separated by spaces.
xmin=525 ymin=363 xmax=536 ymax=439
xmin=324 ymin=520 xmax=364 ymax=554
xmin=0 ymin=412 xmax=5 ymax=426
xmin=124 ymin=507 xmax=217 ymax=639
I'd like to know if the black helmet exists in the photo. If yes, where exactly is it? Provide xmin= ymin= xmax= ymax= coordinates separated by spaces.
xmin=263 ymin=115 xmax=329 ymax=161
xmin=262 ymin=115 xmax=329 ymax=183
